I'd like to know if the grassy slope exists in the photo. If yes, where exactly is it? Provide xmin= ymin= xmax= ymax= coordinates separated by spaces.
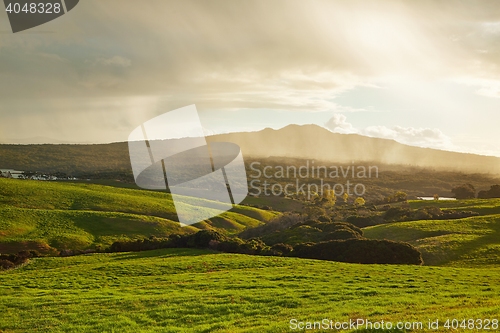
xmin=240 ymin=195 xmax=304 ymax=212
xmin=0 ymin=179 xmax=277 ymax=253
xmin=0 ymin=249 xmax=498 ymax=333
xmin=364 ymin=199 xmax=500 ymax=267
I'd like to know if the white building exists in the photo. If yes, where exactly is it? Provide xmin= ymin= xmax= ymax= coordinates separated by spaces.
xmin=0 ymin=169 xmax=24 ymax=179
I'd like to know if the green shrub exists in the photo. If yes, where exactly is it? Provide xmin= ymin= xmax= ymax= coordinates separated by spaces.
xmin=0 ymin=259 xmax=15 ymax=270
xmin=292 ymin=239 xmax=423 ymax=265
xmin=186 ymin=230 xmax=227 ymax=248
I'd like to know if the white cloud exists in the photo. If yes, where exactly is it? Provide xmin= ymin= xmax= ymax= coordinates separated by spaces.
xmin=324 ymin=114 xmax=357 ymax=134
xmin=6 ymin=0 xmax=500 ymax=110
xmin=3 ymin=0 xmax=500 ymax=144
xmin=324 ymin=114 xmax=452 ymax=149
xmin=363 ymin=125 xmax=452 ymax=148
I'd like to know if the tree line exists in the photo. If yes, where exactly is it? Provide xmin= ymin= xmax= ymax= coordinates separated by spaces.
xmin=105 ymin=228 xmax=423 ymax=265
xmin=452 ymin=184 xmax=500 ymax=199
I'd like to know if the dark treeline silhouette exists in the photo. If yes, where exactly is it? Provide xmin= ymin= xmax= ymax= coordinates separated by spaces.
xmin=452 ymin=183 xmax=500 ymax=199
xmin=478 ymin=185 xmax=500 ymax=199
xmin=452 ymin=184 xmax=476 ymax=199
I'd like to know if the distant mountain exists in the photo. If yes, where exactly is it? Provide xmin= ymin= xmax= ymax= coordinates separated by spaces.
xmin=208 ymin=124 xmax=500 ymax=174
xmin=1 ymin=124 xmax=500 ymax=174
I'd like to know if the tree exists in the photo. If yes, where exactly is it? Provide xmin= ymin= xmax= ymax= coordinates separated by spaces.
xmin=394 ymin=191 xmax=408 ymax=202
xmin=354 ymin=197 xmax=365 ymax=207
xmin=304 ymin=204 xmax=325 ymax=219
xmin=384 ymin=191 xmax=407 ymax=203
xmin=322 ymin=189 xmax=336 ymax=207
xmin=477 ymin=185 xmax=500 ymax=199
xmin=451 ymin=184 xmax=476 ymax=199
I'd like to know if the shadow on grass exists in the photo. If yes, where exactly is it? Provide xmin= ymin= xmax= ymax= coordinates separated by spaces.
xmin=440 ymin=229 xmax=500 ymax=266
xmin=109 ymin=248 xmax=216 ymax=261
xmin=427 ymin=218 xmax=500 ymax=266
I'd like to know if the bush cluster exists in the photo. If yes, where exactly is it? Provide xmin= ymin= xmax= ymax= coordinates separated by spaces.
xmin=293 ymin=239 xmax=423 ymax=265
xmin=346 ymin=215 xmax=385 ymax=227
xmin=107 ymin=231 xmax=280 ymax=256
xmin=240 ymin=214 xmax=365 ymax=246
xmin=0 ymin=250 xmax=39 ymax=270
xmin=106 ymin=229 xmax=423 ymax=265
xmin=239 ymin=212 xmax=305 ymax=239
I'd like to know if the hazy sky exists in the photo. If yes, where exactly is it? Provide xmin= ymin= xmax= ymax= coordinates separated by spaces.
xmin=1 ymin=0 xmax=500 ymax=156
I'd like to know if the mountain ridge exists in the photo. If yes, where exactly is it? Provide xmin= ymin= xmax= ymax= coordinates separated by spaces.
xmin=1 ymin=124 xmax=499 ymax=174
xmin=207 ymin=124 xmax=500 ymax=173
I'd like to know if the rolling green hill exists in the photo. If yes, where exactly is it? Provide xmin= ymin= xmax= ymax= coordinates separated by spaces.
xmin=0 ymin=179 xmax=277 ymax=254
xmin=364 ymin=200 xmax=500 ymax=267
xmin=0 ymin=248 xmax=499 ymax=332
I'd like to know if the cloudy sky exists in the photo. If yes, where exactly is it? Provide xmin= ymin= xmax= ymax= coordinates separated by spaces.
xmin=1 ymin=0 xmax=500 ymax=156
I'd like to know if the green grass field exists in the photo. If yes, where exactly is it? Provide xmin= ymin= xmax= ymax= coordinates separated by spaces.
xmin=2 ymin=183 xmax=500 ymax=332
xmin=1 ymin=248 xmax=499 ymax=333
xmin=364 ymin=199 xmax=500 ymax=267
xmin=0 ymin=179 xmax=277 ymax=253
